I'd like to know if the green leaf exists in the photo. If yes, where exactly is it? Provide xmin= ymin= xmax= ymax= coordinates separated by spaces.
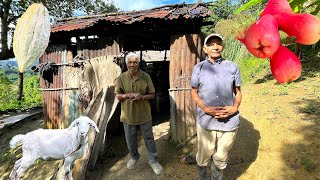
xmin=293 ymin=5 xmax=300 ymax=12
xmin=311 ymin=4 xmax=320 ymax=15
xmin=289 ymin=0 xmax=308 ymax=8
xmin=234 ymin=0 xmax=266 ymax=15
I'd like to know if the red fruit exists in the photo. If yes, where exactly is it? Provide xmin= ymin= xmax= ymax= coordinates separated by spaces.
xmin=237 ymin=14 xmax=280 ymax=58
xmin=275 ymin=13 xmax=320 ymax=45
xmin=260 ymin=0 xmax=293 ymax=17
xmin=270 ymin=45 xmax=302 ymax=84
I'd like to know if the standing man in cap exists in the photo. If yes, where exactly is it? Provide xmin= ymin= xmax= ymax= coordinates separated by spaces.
xmin=115 ymin=52 xmax=164 ymax=175
xmin=190 ymin=34 xmax=242 ymax=180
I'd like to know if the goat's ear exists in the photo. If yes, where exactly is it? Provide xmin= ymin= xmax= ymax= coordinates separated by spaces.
xmin=68 ymin=120 xmax=79 ymax=130
xmin=89 ymin=120 xmax=100 ymax=133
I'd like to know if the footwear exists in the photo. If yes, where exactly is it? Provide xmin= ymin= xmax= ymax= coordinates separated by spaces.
xmin=150 ymin=162 xmax=164 ymax=175
xmin=211 ymin=163 xmax=223 ymax=180
xmin=127 ymin=158 xmax=139 ymax=169
xmin=198 ymin=165 xmax=208 ymax=180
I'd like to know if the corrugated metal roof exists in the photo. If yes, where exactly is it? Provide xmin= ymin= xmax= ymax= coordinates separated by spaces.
xmin=51 ymin=3 xmax=211 ymax=33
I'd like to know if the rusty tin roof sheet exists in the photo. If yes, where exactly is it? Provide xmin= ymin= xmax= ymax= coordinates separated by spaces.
xmin=51 ymin=3 xmax=211 ymax=33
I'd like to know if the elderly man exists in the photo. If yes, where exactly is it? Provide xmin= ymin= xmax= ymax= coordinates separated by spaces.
xmin=190 ymin=34 xmax=242 ymax=180
xmin=115 ymin=52 xmax=163 ymax=175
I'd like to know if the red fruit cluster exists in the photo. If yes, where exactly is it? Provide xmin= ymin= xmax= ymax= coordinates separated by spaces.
xmin=237 ymin=0 xmax=320 ymax=84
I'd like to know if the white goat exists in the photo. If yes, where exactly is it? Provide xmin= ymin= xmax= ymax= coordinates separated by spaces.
xmin=9 ymin=116 xmax=99 ymax=180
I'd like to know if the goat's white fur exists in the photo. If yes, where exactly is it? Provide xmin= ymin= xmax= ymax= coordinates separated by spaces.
xmin=9 ymin=116 xmax=99 ymax=180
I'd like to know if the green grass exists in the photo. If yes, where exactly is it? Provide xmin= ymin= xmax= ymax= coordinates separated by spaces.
xmin=270 ymin=107 xmax=281 ymax=115
xmin=273 ymin=85 xmax=289 ymax=96
xmin=300 ymin=155 xmax=317 ymax=172
xmin=258 ymin=89 xmax=270 ymax=96
xmin=237 ymin=57 xmax=269 ymax=83
xmin=301 ymin=102 xmax=320 ymax=115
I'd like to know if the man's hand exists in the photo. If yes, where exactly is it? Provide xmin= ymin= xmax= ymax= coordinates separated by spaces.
xmin=132 ymin=93 xmax=143 ymax=101
xmin=214 ymin=106 xmax=238 ymax=119
xmin=116 ymin=93 xmax=137 ymax=101
xmin=204 ymin=106 xmax=225 ymax=117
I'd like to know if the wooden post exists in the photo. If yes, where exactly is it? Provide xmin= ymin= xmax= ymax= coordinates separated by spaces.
xmin=17 ymin=72 xmax=24 ymax=104
xmin=169 ymin=34 xmax=202 ymax=143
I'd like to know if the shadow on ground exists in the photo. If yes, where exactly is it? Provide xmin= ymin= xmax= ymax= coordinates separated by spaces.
xmin=281 ymin=99 xmax=320 ymax=179
xmin=86 ymin=116 xmax=260 ymax=180
xmin=224 ymin=116 xmax=261 ymax=180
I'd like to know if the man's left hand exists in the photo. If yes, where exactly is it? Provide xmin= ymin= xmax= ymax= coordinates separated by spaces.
xmin=214 ymin=106 xmax=238 ymax=119
xmin=132 ymin=93 xmax=143 ymax=101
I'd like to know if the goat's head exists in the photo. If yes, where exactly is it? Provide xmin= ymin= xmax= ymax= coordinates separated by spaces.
xmin=69 ymin=116 xmax=100 ymax=137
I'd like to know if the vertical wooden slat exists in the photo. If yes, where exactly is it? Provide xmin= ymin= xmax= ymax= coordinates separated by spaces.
xmin=48 ymin=52 xmax=53 ymax=128
xmin=55 ymin=51 xmax=59 ymax=128
xmin=175 ymin=36 xmax=182 ymax=142
xmin=53 ymin=51 xmax=57 ymax=128
xmin=185 ymin=34 xmax=192 ymax=139
xmin=60 ymin=49 xmax=66 ymax=128
xmin=58 ymin=50 xmax=63 ymax=128
xmin=174 ymin=37 xmax=181 ymax=141
xmin=180 ymin=35 xmax=187 ymax=142
xmin=169 ymin=35 xmax=177 ymax=141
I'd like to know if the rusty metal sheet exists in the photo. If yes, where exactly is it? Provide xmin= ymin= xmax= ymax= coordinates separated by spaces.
xmin=51 ymin=3 xmax=211 ymax=33
xmin=51 ymin=19 xmax=98 ymax=33
xmin=40 ymin=45 xmax=67 ymax=129
xmin=40 ymin=36 xmax=121 ymax=129
xmin=77 ymin=36 xmax=121 ymax=59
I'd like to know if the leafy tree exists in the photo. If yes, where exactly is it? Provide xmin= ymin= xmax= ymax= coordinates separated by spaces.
xmin=234 ymin=0 xmax=320 ymax=15
xmin=0 ymin=71 xmax=44 ymax=110
xmin=23 ymin=75 xmax=42 ymax=108
xmin=0 ymin=70 xmax=18 ymax=111
xmin=0 ymin=70 xmax=11 ymax=85
xmin=201 ymin=0 xmax=254 ymax=36
xmin=0 ymin=0 xmax=118 ymax=60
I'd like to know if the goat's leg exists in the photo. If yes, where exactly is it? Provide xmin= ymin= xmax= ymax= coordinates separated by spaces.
xmin=15 ymin=156 xmax=36 ymax=180
xmin=63 ymin=156 xmax=75 ymax=180
xmin=64 ymin=145 xmax=86 ymax=180
xmin=9 ymin=158 xmax=22 ymax=180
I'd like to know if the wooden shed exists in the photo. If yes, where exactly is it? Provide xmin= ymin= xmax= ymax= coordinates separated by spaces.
xmin=39 ymin=2 xmax=212 ymax=143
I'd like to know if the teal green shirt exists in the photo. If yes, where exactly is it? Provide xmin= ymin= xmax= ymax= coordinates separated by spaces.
xmin=115 ymin=70 xmax=155 ymax=125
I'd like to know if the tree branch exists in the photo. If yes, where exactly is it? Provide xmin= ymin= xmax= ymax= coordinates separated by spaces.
xmin=8 ymin=15 xmax=21 ymax=23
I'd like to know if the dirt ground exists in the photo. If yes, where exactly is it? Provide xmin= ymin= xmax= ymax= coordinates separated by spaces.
xmin=0 ymin=71 xmax=319 ymax=180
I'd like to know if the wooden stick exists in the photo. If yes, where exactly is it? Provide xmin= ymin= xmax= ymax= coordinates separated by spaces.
xmin=39 ymin=87 xmax=79 ymax=91
xmin=176 ymin=133 xmax=197 ymax=150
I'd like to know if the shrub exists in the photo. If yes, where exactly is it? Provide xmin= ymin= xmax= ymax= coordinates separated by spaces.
xmin=0 ymin=71 xmax=42 ymax=111
xmin=22 ymin=75 xmax=42 ymax=108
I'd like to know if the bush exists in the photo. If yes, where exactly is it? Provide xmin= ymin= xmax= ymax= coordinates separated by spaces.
xmin=237 ymin=57 xmax=270 ymax=83
xmin=0 ymin=71 xmax=42 ymax=111
xmin=0 ymin=86 xmax=20 ymax=111
xmin=22 ymin=75 xmax=42 ymax=108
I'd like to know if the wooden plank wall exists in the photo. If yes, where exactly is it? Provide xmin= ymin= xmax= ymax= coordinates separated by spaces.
xmin=169 ymin=34 xmax=202 ymax=143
